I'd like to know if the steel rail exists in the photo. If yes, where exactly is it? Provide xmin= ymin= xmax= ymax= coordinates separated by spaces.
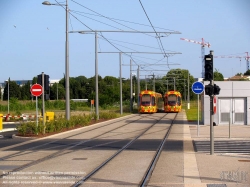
xmin=72 ymin=113 xmax=169 ymax=187
xmin=139 ymin=112 xmax=178 ymax=187
xmin=0 ymin=115 xmax=144 ymax=179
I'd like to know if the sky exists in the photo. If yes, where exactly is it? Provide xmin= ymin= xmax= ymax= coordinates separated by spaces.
xmin=0 ymin=0 xmax=249 ymax=82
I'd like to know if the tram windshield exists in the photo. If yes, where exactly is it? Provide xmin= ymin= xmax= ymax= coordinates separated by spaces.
xmin=141 ymin=94 xmax=151 ymax=106
xmin=167 ymin=94 xmax=177 ymax=106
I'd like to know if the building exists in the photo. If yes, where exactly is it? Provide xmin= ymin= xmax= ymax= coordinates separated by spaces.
xmin=202 ymin=81 xmax=250 ymax=125
xmin=226 ymin=75 xmax=250 ymax=81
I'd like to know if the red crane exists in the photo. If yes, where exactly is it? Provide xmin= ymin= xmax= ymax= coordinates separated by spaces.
xmin=180 ymin=38 xmax=211 ymax=78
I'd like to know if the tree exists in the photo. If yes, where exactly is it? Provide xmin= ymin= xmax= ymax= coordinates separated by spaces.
xmin=50 ymin=83 xmax=65 ymax=100
xmin=235 ymin=72 xmax=243 ymax=76
xmin=244 ymin=69 xmax=250 ymax=76
xmin=20 ymin=81 xmax=31 ymax=100
xmin=214 ymin=69 xmax=224 ymax=81
xmin=3 ymin=80 xmax=21 ymax=100
xmin=164 ymin=69 xmax=195 ymax=100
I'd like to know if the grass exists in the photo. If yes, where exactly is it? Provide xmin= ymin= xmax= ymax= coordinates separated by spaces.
xmin=183 ymin=100 xmax=202 ymax=121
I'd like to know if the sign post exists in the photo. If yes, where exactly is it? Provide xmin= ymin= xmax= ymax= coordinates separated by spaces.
xmin=192 ymin=81 xmax=204 ymax=136
xmin=30 ymin=84 xmax=43 ymax=134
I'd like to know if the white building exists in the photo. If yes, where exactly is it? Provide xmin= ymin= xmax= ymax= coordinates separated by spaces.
xmin=202 ymin=81 xmax=250 ymax=125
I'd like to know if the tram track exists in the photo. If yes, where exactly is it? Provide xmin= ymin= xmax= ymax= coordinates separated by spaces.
xmin=139 ymin=112 xmax=177 ymax=187
xmin=0 ymin=115 xmax=139 ymax=152
xmin=72 ymin=112 xmax=176 ymax=187
xmin=0 ymin=114 xmax=159 ymax=179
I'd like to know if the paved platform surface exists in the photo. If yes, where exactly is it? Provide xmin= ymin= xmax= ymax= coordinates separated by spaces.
xmin=1 ymin=112 xmax=249 ymax=187
xmin=181 ymin=110 xmax=250 ymax=187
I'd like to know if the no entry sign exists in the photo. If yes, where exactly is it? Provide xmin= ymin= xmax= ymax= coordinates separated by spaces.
xmin=30 ymin=84 xmax=43 ymax=97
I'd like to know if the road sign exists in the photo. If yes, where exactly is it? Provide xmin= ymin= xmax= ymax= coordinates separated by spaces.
xmin=30 ymin=84 xmax=43 ymax=97
xmin=192 ymin=81 xmax=204 ymax=94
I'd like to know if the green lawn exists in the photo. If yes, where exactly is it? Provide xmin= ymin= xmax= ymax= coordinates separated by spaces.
xmin=183 ymin=100 xmax=202 ymax=121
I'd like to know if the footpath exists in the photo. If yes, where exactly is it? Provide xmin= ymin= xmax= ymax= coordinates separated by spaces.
xmin=181 ymin=110 xmax=250 ymax=187
xmin=0 ymin=111 xmax=249 ymax=187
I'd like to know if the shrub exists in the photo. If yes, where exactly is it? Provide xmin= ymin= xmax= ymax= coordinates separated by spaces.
xmin=17 ymin=111 xmax=120 ymax=136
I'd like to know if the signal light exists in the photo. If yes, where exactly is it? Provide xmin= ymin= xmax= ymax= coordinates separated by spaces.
xmin=205 ymin=84 xmax=214 ymax=96
xmin=204 ymin=54 xmax=213 ymax=81
xmin=37 ymin=74 xmax=50 ymax=91
xmin=214 ymin=84 xmax=221 ymax=95
xmin=44 ymin=74 xmax=50 ymax=91
xmin=37 ymin=74 xmax=42 ymax=86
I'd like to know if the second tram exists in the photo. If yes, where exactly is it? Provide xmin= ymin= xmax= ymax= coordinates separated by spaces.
xmin=138 ymin=90 xmax=163 ymax=113
xmin=164 ymin=90 xmax=182 ymax=112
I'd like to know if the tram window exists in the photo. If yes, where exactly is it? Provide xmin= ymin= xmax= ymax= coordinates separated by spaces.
xmin=152 ymin=97 xmax=156 ymax=106
xmin=141 ymin=94 xmax=151 ymax=105
xmin=168 ymin=94 xmax=177 ymax=105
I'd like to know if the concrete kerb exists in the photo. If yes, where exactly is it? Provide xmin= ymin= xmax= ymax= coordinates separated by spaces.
xmin=0 ymin=114 xmax=137 ymax=151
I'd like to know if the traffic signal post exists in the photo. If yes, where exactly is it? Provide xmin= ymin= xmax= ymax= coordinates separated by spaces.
xmin=204 ymin=50 xmax=220 ymax=155
xmin=38 ymin=72 xmax=49 ymax=134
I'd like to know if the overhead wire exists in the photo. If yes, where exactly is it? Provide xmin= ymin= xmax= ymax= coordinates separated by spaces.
xmin=57 ymin=0 xmax=173 ymax=73
xmin=70 ymin=10 xmax=178 ymax=32
xmin=138 ymin=0 xmax=171 ymax=69
xmin=98 ymin=37 xmax=180 ymax=53
xmin=71 ymin=11 xmax=127 ymax=31
xmin=68 ymin=11 xmax=143 ymax=65
xmin=71 ymin=0 xmax=156 ymax=38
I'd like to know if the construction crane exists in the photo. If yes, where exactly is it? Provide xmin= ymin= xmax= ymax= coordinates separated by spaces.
xmin=180 ymin=38 xmax=211 ymax=78
xmin=245 ymin=52 xmax=250 ymax=71
xmin=214 ymin=52 xmax=250 ymax=72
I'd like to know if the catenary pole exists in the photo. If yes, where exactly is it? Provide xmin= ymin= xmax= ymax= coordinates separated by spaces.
xmin=119 ymin=52 xmax=123 ymax=115
xmin=65 ymin=0 xmax=70 ymax=120
xmin=130 ymin=59 xmax=133 ymax=113
xmin=95 ymin=31 xmax=99 ymax=120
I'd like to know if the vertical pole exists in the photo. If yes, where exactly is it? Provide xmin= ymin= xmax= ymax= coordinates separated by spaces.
xmin=173 ymin=77 xmax=175 ymax=91
xmin=119 ymin=52 xmax=123 ymax=115
xmin=184 ymin=81 xmax=186 ymax=102
xmin=167 ymin=80 xmax=168 ymax=92
xmin=187 ymin=71 xmax=190 ymax=109
xmin=7 ymin=78 xmax=9 ymax=113
xmin=36 ymin=96 xmax=38 ymax=135
xmin=133 ymin=78 xmax=135 ymax=105
xmin=145 ymin=75 xmax=147 ymax=90
xmin=210 ymin=94 xmax=214 ymax=155
xmin=229 ymin=111 xmax=231 ymax=139
xmin=130 ymin=59 xmax=133 ymax=113
xmin=137 ymin=66 xmax=140 ymax=108
xmin=210 ymin=50 xmax=214 ymax=155
xmin=42 ymin=72 xmax=45 ymax=134
xmin=153 ymin=73 xmax=155 ymax=92
xmin=197 ymin=94 xmax=199 ymax=136
xmin=95 ymin=31 xmax=99 ymax=120
xmin=57 ymin=82 xmax=58 ymax=100
xmin=65 ymin=0 xmax=70 ymax=120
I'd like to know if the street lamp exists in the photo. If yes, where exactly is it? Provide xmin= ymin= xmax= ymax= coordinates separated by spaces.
xmin=42 ymin=0 xmax=70 ymax=120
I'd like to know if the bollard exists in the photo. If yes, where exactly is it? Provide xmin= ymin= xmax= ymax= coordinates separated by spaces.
xmin=45 ymin=112 xmax=55 ymax=122
xmin=229 ymin=116 xmax=231 ymax=139
xmin=0 ymin=114 xmax=3 ymax=130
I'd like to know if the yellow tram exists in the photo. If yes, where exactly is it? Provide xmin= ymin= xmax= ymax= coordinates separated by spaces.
xmin=164 ymin=90 xmax=182 ymax=112
xmin=138 ymin=90 xmax=163 ymax=113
